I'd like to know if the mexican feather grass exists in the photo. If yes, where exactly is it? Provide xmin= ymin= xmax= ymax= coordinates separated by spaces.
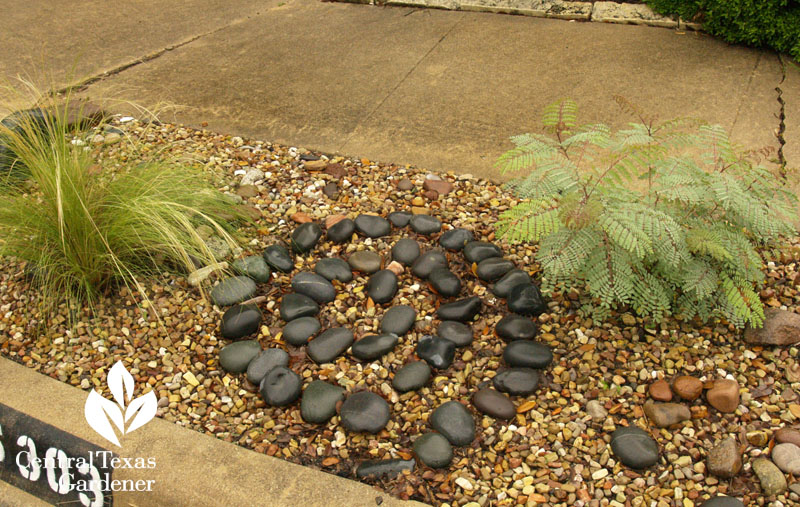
xmin=0 ymin=86 xmax=246 ymax=321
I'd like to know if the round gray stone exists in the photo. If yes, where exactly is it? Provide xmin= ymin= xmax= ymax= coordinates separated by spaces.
xmin=430 ymin=401 xmax=475 ymax=446
xmin=210 ymin=276 xmax=257 ymax=307
xmin=391 ymin=238 xmax=421 ymax=266
xmin=393 ymin=361 xmax=431 ymax=393
xmin=300 ymin=380 xmax=345 ymax=424
xmin=354 ymin=214 xmax=391 ymax=238
xmin=439 ymin=228 xmax=473 ymax=251
xmin=283 ymin=316 xmax=320 ymax=346
xmin=610 ymin=426 xmax=659 ymax=469
xmin=246 ymin=348 xmax=289 ymax=385
xmin=340 ymin=391 xmax=390 ymax=433
xmin=366 ymin=269 xmax=398 ymax=304
xmin=437 ymin=321 xmax=473 ymax=347
xmin=348 ymin=250 xmax=382 ymax=274
xmin=351 ymin=333 xmax=399 ymax=361
xmin=220 ymin=304 xmax=261 ymax=340
xmin=232 ymin=255 xmax=271 ymax=283
xmin=503 ymin=341 xmax=553 ymax=369
xmin=413 ymin=433 xmax=453 ymax=468
xmin=259 ymin=366 xmax=302 ymax=406
xmin=291 ymin=271 xmax=336 ymax=304
xmin=493 ymin=368 xmax=540 ymax=395
xmin=380 ymin=305 xmax=417 ymax=336
xmin=314 ymin=257 xmax=353 ymax=282
xmin=308 ymin=327 xmax=354 ymax=364
xmin=219 ymin=340 xmax=261 ymax=374
xmin=409 ymin=214 xmax=442 ymax=235
xmin=280 ymin=293 xmax=320 ymax=321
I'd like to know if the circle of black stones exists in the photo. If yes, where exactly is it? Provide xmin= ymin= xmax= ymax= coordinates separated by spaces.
xmin=213 ymin=212 xmax=566 ymax=476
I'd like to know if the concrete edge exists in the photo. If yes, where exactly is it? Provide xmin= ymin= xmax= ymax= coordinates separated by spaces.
xmin=337 ymin=0 xmax=705 ymax=30
xmin=0 ymin=357 xmax=426 ymax=507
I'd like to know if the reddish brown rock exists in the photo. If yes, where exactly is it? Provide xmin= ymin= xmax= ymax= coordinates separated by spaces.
xmin=644 ymin=402 xmax=691 ymax=428
xmin=423 ymin=178 xmax=453 ymax=195
xmin=775 ymin=428 xmax=800 ymax=448
xmin=744 ymin=308 xmax=800 ymax=345
xmin=672 ymin=376 xmax=703 ymax=401
xmin=324 ymin=163 xmax=346 ymax=178
xmin=423 ymin=189 xmax=439 ymax=201
xmin=706 ymin=379 xmax=740 ymax=413
xmin=291 ymin=212 xmax=313 ymax=224
xmin=386 ymin=261 xmax=404 ymax=276
xmin=325 ymin=215 xmax=347 ymax=229
xmin=649 ymin=379 xmax=673 ymax=402
xmin=707 ymin=437 xmax=742 ymax=478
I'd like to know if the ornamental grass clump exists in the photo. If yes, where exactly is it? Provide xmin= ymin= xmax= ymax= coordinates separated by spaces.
xmin=0 ymin=90 xmax=245 ymax=317
xmin=495 ymin=98 xmax=797 ymax=328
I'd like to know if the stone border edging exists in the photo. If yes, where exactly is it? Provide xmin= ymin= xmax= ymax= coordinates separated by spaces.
xmin=0 ymin=357 xmax=426 ymax=507
xmin=334 ymin=0 xmax=703 ymax=30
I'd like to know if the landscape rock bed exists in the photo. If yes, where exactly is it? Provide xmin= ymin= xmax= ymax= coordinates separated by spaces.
xmin=1 ymin=118 xmax=800 ymax=506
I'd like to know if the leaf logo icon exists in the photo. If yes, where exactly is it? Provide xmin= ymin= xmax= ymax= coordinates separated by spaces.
xmin=84 ymin=361 xmax=157 ymax=447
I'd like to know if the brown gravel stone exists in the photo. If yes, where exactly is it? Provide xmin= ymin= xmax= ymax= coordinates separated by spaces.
xmin=672 ymin=375 xmax=703 ymax=401
xmin=649 ymin=379 xmax=673 ymax=401
xmin=707 ymin=437 xmax=742 ymax=478
xmin=423 ymin=178 xmax=453 ymax=195
xmin=325 ymin=214 xmax=347 ymax=229
xmin=744 ymin=308 xmax=800 ymax=345
xmin=291 ymin=212 xmax=313 ymax=224
xmin=706 ymin=379 xmax=740 ymax=413
xmin=644 ymin=401 xmax=690 ymax=428
xmin=775 ymin=428 xmax=800 ymax=447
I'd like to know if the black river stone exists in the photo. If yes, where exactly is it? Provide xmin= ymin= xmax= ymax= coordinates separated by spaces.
xmin=366 ymin=269 xmax=398 ymax=304
xmin=417 ymin=335 xmax=456 ymax=370
xmin=381 ymin=305 xmax=416 ymax=335
xmin=356 ymin=459 xmax=415 ymax=479
xmin=219 ymin=340 xmax=261 ymax=374
xmin=280 ymin=293 xmax=320 ymax=321
xmin=354 ymin=214 xmax=391 ymax=238
xmin=610 ymin=426 xmax=659 ymax=469
xmin=493 ymin=368 xmax=540 ymax=395
xmin=437 ymin=321 xmax=473 ymax=347
xmin=326 ymin=218 xmax=355 ymax=243
xmin=495 ymin=314 xmax=537 ymax=341
xmin=463 ymin=241 xmax=503 ymax=263
xmin=220 ymin=304 xmax=261 ymax=340
xmin=246 ymin=348 xmax=289 ymax=385
xmin=430 ymin=401 xmax=475 ymax=446
xmin=348 ymin=250 xmax=382 ymax=274
xmin=507 ymin=283 xmax=547 ymax=316
xmin=340 ymin=391 xmax=391 ymax=433
xmin=409 ymin=214 xmax=442 ymax=235
xmin=259 ymin=366 xmax=302 ymax=406
xmin=232 ymin=255 xmax=271 ymax=283
xmin=491 ymin=269 xmax=532 ymax=298
xmin=428 ymin=268 xmax=461 ymax=298
xmin=262 ymin=244 xmax=293 ymax=272
xmin=308 ymin=327 xmax=354 ymax=363
xmin=393 ymin=361 xmax=431 ymax=392
xmin=291 ymin=222 xmax=322 ymax=253
xmin=437 ymin=296 xmax=481 ymax=322
xmin=411 ymin=250 xmax=448 ymax=279
xmin=283 ymin=316 xmax=321 ymax=346
xmin=352 ymin=333 xmax=399 ymax=361
xmin=413 ymin=433 xmax=453 ymax=468
xmin=439 ymin=228 xmax=474 ymax=251
xmin=314 ymin=257 xmax=353 ymax=282
xmin=503 ymin=341 xmax=553 ymax=369
xmin=291 ymin=271 xmax=336 ymax=304
xmin=301 ymin=380 xmax=345 ymax=423
xmin=476 ymin=257 xmax=515 ymax=282
xmin=391 ymin=238 xmax=421 ymax=266
xmin=472 ymin=388 xmax=516 ymax=420
xmin=388 ymin=211 xmax=412 ymax=227
xmin=210 ymin=276 xmax=257 ymax=307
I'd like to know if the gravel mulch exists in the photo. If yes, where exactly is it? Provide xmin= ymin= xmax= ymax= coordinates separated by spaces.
xmin=2 ymin=118 xmax=800 ymax=506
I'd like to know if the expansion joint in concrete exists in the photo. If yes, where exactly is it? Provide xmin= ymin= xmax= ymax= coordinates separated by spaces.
xmin=776 ymin=53 xmax=788 ymax=174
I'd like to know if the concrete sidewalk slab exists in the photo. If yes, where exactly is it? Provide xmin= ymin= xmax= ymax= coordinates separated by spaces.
xmin=0 ymin=357 xmax=424 ymax=507
xmin=74 ymin=0 xmax=795 ymax=182
xmin=84 ymin=0 xmax=465 ymax=153
xmin=0 ymin=0 xmax=278 ymax=108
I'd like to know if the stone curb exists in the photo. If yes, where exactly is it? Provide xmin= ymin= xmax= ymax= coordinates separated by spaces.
xmin=339 ymin=0 xmax=704 ymax=30
xmin=0 ymin=357 xmax=425 ymax=507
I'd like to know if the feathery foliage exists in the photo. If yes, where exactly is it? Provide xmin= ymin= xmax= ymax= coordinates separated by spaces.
xmin=495 ymin=98 xmax=797 ymax=328
xmin=0 ymin=87 xmax=247 ymax=320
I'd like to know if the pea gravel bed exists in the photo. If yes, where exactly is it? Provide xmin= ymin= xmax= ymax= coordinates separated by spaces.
xmin=2 ymin=117 xmax=800 ymax=506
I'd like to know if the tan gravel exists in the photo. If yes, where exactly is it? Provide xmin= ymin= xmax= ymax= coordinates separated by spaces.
xmin=2 ymin=118 xmax=800 ymax=506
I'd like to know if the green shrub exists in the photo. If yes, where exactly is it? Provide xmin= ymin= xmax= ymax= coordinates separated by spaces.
xmin=0 ymin=92 xmax=246 ymax=317
xmin=645 ymin=0 xmax=800 ymax=61
xmin=495 ymin=98 xmax=797 ymax=328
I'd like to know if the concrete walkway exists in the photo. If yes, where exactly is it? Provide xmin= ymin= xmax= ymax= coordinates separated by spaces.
xmin=0 ymin=357 xmax=423 ymax=506
xmin=1 ymin=0 xmax=796 ymax=181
